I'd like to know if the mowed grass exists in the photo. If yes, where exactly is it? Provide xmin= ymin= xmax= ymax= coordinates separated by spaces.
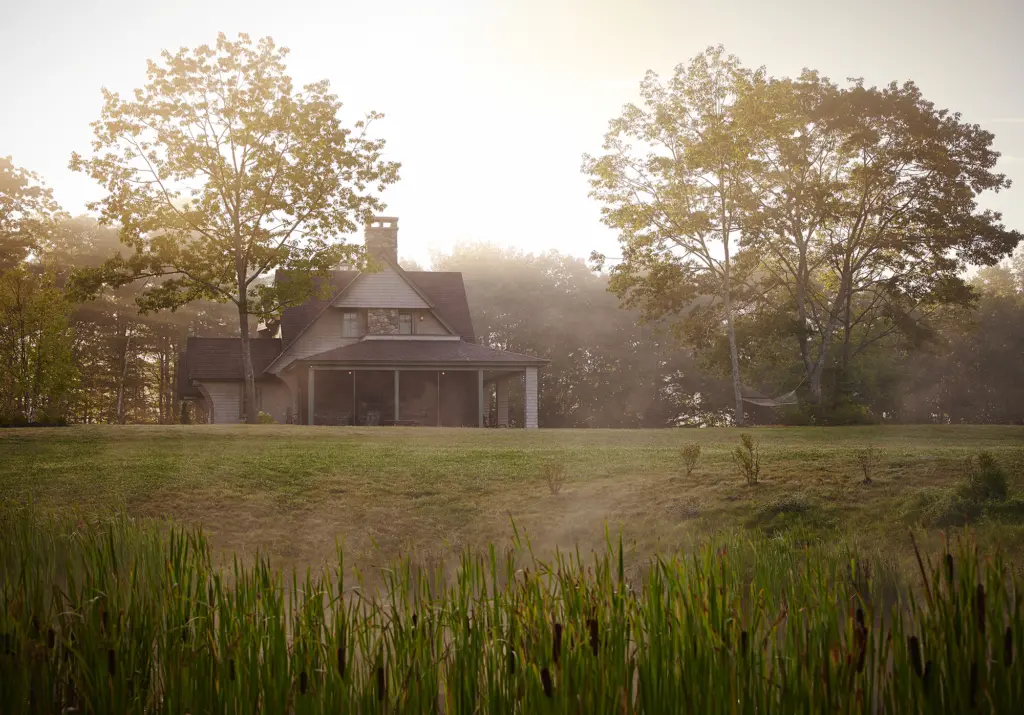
xmin=1 ymin=425 xmax=1023 ymax=573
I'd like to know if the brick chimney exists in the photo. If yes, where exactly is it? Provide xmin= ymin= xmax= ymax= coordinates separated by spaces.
xmin=364 ymin=216 xmax=398 ymax=264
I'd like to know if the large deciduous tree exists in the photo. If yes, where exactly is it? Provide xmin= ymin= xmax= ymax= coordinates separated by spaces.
xmin=0 ymin=156 xmax=63 ymax=269
xmin=583 ymin=47 xmax=763 ymax=426
xmin=71 ymin=33 xmax=400 ymax=423
xmin=743 ymin=73 xmax=1021 ymax=403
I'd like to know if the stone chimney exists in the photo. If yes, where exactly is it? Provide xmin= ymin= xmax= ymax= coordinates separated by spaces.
xmin=364 ymin=216 xmax=398 ymax=264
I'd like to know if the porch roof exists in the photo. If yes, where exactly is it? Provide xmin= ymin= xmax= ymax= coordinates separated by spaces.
xmin=302 ymin=339 xmax=548 ymax=368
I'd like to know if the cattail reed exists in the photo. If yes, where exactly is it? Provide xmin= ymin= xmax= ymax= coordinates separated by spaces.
xmin=377 ymin=665 xmax=385 ymax=702
xmin=552 ymin=622 xmax=562 ymax=665
xmin=300 ymin=670 xmax=308 ymax=695
xmin=1005 ymin=626 xmax=1014 ymax=667
xmin=337 ymin=644 xmax=346 ymax=678
xmin=229 ymin=658 xmax=236 ymax=681
xmin=507 ymin=647 xmax=516 ymax=675
xmin=908 ymin=636 xmax=923 ymax=679
xmin=975 ymin=584 xmax=986 ymax=635
xmin=107 ymin=648 xmax=115 ymax=677
xmin=541 ymin=667 xmax=553 ymax=698
xmin=588 ymin=618 xmax=599 ymax=656
xmin=47 ymin=628 xmax=55 ymax=649
xmin=945 ymin=553 xmax=954 ymax=585
xmin=969 ymin=661 xmax=978 ymax=707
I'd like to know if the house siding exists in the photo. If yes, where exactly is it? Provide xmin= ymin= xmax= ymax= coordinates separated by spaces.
xmin=333 ymin=269 xmax=430 ymax=309
xmin=271 ymin=308 xmax=359 ymax=373
xmin=416 ymin=310 xmax=449 ymax=335
xmin=258 ymin=379 xmax=292 ymax=424
xmin=524 ymin=368 xmax=538 ymax=429
xmin=198 ymin=381 xmax=243 ymax=424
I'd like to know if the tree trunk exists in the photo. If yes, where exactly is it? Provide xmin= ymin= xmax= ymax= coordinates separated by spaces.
xmin=116 ymin=324 xmax=132 ymax=425
xmin=237 ymin=302 xmax=258 ymax=424
xmin=720 ymin=191 xmax=745 ymax=427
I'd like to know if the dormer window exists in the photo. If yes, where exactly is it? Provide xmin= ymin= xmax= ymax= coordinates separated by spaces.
xmin=399 ymin=312 xmax=414 ymax=335
xmin=342 ymin=311 xmax=361 ymax=337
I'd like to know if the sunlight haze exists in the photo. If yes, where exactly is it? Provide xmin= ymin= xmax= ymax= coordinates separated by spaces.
xmin=3 ymin=0 xmax=1023 ymax=267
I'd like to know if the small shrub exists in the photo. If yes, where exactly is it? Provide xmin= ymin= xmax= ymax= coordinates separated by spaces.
xmin=257 ymin=411 xmax=276 ymax=424
xmin=679 ymin=444 xmax=701 ymax=478
xmin=747 ymin=494 xmax=833 ymax=538
xmin=733 ymin=433 xmax=761 ymax=485
xmin=855 ymin=446 xmax=882 ymax=483
xmin=958 ymin=452 xmax=1008 ymax=502
xmin=543 ymin=461 xmax=566 ymax=495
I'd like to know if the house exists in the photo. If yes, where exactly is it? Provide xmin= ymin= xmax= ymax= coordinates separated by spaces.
xmin=176 ymin=217 xmax=548 ymax=427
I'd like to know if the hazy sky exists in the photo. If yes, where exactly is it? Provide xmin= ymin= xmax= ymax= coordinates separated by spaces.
xmin=3 ymin=0 xmax=1023 ymax=267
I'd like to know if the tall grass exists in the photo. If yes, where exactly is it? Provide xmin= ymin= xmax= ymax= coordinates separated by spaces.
xmin=1 ymin=503 xmax=1020 ymax=713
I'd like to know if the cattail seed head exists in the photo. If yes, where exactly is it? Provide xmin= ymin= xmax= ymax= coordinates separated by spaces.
xmin=908 ymin=636 xmax=923 ymax=679
xmin=588 ymin=619 xmax=599 ymax=657
xmin=507 ymin=647 xmax=516 ymax=675
xmin=855 ymin=608 xmax=866 ymax=630
xmin=740 ymin=630 xmax=748 ymax=656
xmin=969 ymin=660 xmax=978 ymax=707
xmin=553 ymin=623 xmax=562 ymax=665
xmin=337 ymin=645 xmax=346 ymax=679
xmin=1005 ymin=626 xmax=1013 ymax=667
xmin=300 ymin=670 xmax=308 ymax=695
xmin=47 ymin=628 xmax=55 ymax=649
xmin=975 ymin=585 xmax=986 ymax=635
xmin=541 ymin=667 xmax=553 ymax=698
xmin=229 ymin=659 xmax=236 ymax=681
xmin=377 ymin=665 xmax=385 ymax=701
xmin=945 ymin=554 xmax=954 ymax=585
xmin=107 ymin=649 xmax=115 ymax=677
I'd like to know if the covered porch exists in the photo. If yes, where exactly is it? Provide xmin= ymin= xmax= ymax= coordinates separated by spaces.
xmin=298 ymin=366 xmax=537 ymax=428
xmin=286 ymin=338 xmax=546 ymax=428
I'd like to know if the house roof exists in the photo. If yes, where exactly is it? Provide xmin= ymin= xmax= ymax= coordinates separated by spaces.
xmin=304 ymin=340 xmax=549 ymax=367
xmin=184 ymin=337 xmax=283 ymax=381
xmin=277 ymin=269 xmax=476 ymax=346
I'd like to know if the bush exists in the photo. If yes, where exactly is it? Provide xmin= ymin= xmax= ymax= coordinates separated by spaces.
xmin=958 ymin=452 xmax=1008 ymax=502
xmin=733 ymin=433 xmax=761 ymax=485
xmin=747 ymin=494 xmax=834 ymax=538
xmin=779 ymin=401 xmax=876 ymax=426
xmin=679 ymin=444 xmax=701 ymax=478
xmin=257 ymin=411 xmax=276 ymax=424
xmin=542 ymin=460 xmax=566 ymax=495
xmin=855 ymin=446 xmax=882 ymax=483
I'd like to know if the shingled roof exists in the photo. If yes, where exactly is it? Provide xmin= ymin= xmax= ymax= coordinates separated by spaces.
xmin=305 ymin=339 xmax=548 ymax=366
xmin=184 ymin=337 xmax=283 ymax=381
xmin=277 ymin=269 xmax=476 ymax=347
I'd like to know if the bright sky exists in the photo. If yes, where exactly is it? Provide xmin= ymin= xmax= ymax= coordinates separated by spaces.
xmin=3 ymin=0 xmax=1023 ymax=268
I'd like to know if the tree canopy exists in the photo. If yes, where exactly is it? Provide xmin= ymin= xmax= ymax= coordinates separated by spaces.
xmin=70 ymin=32 xmax=400 ymax=422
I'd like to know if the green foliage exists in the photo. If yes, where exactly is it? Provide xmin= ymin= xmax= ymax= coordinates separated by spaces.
xmin=0 ymin=156 xmax=64 ymax=270
xmin=257 ymin=410 xmax=276 ymax=424
xmin=0 ymin=266 xmax=77 ymax=421
xmin=678 ymin=443 xmax=701 ymax=478
xmin=733 ymin=433 xmax=761 ymax=485
xmin=3 ymin=504 xmax=1022 ymax=713
xmin=70 ymin=32 xmax=400 ymax=423
xmin=958 ymin=452 xmax=1009 ymax=502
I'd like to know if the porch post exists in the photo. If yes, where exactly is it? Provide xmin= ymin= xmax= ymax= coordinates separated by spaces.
xmin=524 ymin=367 xmax=538 ymax=429
xmin=307 ymin=366 xmax=315 ymax=426
xmin=496 ymin=378 xmax=509 ymax=427
xmin=394 ymin=369 xmax=400 ymax=423
xmin=478 ymin=369 xmax=485 ymax=428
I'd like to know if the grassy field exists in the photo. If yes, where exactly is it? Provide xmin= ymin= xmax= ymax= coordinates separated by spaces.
xmin=1 ymin=425 xmax=1023 ymax=574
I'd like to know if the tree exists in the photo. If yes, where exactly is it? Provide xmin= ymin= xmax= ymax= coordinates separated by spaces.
xmin=71 ymin=33 xmax=400 ymax=423
xmin=743 ymin=73 xmax=1021 ymax=403
xmin=0 ymin=156 xmax=63 ymax=269
xmin=583 ymin=47 xmax=764 ymax=426
xmin=0 ymin=265 xmax=77 ymax=420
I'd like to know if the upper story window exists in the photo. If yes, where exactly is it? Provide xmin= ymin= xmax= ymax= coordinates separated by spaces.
xmin=399 ymin=312 xmax=414 ymax=335
xmin=342 ymin=311 xmax=361 ymax=337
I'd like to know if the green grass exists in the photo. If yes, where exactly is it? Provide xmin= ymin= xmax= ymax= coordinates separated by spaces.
xmin=2 ymin=505 xmax=1022 ymax=713
xmin=1 ymin=425 xmax=1023 ymax=575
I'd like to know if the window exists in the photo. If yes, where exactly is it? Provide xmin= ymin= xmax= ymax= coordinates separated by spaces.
xmin=342 ymin=311 xmax=361 ymax=337
xmin=399 ymin=312 xmax=414 ymax=335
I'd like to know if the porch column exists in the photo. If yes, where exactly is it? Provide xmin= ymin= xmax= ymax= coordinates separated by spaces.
xmin=307 ymin=366 xmax=315 ymax=426
xmin=477 ymin=369 xmax=485 ymax=428
xmin=524 ymin=367 xmax=538 ymax=429
xmin=394 ymin=369 xmax=400 ymax=423
xmin=496 ymin=378 xmax=509 ymax=427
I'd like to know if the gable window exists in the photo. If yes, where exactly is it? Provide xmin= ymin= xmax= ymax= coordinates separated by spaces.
xmin=342 ymin=311 xmax=361 ymax=337
xmin=399 ymin=312 xmax=414 ymax=335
